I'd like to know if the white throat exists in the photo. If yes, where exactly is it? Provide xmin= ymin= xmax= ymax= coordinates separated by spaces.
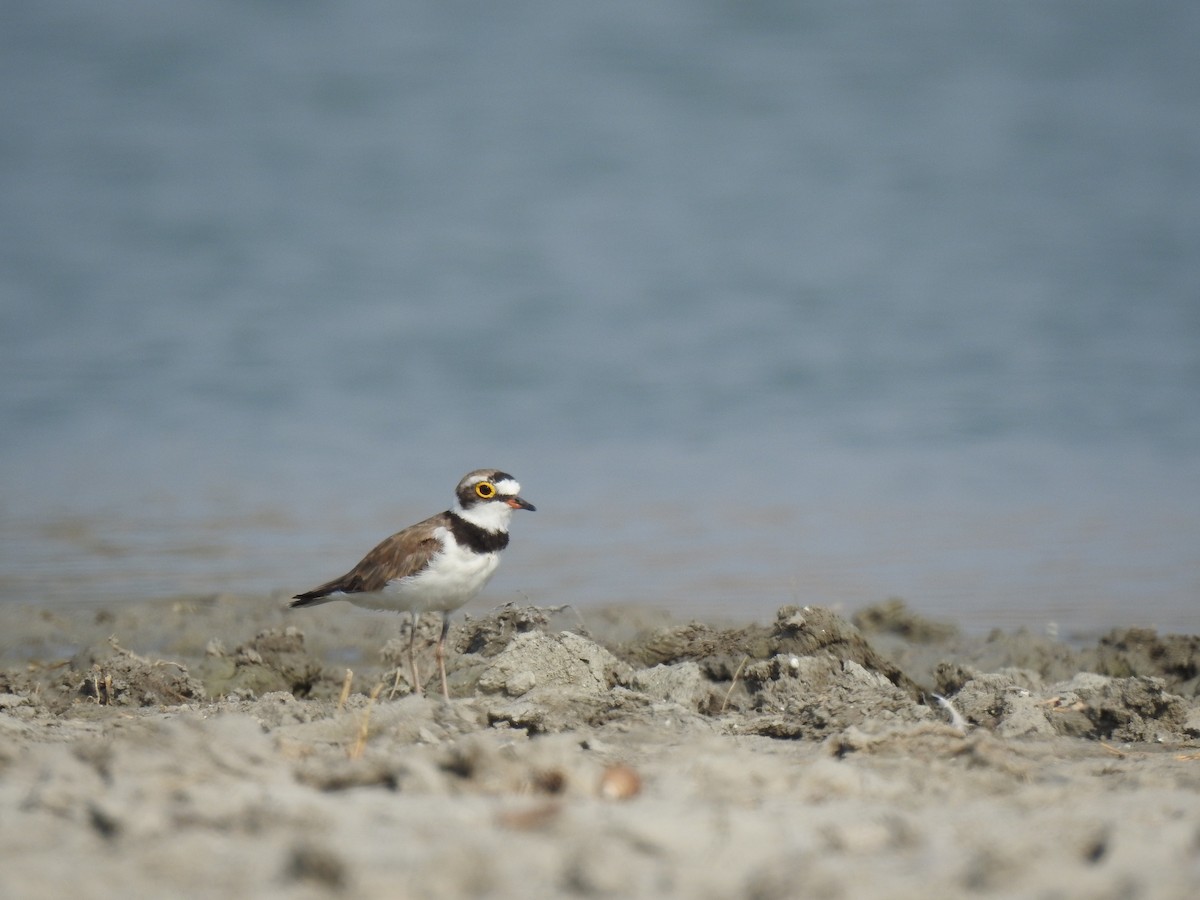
xmin=454 ymin=500 xmax=514 ymax=534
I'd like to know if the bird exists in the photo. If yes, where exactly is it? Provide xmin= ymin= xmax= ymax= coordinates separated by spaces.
xmin=290 ymin=469 xmax=535 ymax=699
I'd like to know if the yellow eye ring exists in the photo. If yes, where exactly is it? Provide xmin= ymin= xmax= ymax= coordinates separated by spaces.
xmin=474 ymin=481 xmax=496 ymax=499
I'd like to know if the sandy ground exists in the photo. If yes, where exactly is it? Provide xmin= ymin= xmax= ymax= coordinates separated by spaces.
xmin=1 ymin=595 xmax=1199 ymax=899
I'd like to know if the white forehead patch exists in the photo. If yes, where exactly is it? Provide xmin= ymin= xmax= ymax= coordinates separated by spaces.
xmin=493 ymin=478 xmax=520 ymax=497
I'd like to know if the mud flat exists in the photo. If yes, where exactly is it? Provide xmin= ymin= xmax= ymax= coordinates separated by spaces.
xmin=2 ymin=596 xmax=1199 ymax=899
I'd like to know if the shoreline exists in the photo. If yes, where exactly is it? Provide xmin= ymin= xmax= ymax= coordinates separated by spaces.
xmin=2 ymin=596 xmax=1199 ymax=898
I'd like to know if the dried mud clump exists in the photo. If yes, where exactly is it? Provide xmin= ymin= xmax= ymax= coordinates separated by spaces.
xmin=852 ymin=597 xmax=959 ymax=643
xmin=2 ymin=644 xmax=205 ymax=713
xmin=202 ymin=627 xmax=327 ymax=699
xmin=448 ymin=604 xmax=938 ymax=737
xmin=604 ymin=605 xmax=939 ymax=737
xmin=455 ymin=604 xmax=574 ymax=658
xmin=1046 ymin=674 xmax=1192 ymax=742
xmin=1089 ymin=628 xmax=1200 ymax=695
xmin=466 ymin=631 xmax=636 ymax=734
xmin=76 ymin=653 xmax=205 ymax=707
xmin=620 ymin=605 xmax=921 ymax=700
xmin=933 ymin=667 xmax=1197 ymax=742
xmin=0 ymin=667 xmax=67 ymax=714
xmin=739 ymin=653 xmax=930 ymax=739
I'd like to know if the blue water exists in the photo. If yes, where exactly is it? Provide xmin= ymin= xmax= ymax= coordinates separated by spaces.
xmin=2 ymin=1 xmax=1198 ymax=636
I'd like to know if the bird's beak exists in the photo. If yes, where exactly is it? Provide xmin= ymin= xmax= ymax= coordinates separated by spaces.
xmin=506 ymin=496 xmax=536 ymax=511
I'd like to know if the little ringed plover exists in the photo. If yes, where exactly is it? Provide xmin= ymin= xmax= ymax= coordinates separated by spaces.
xmin=290 ymin=468 xmax=535 ymax=698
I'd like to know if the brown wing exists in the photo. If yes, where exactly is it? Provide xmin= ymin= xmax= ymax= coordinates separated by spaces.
xmin=290 ymin=513 xmax=448 ymax=606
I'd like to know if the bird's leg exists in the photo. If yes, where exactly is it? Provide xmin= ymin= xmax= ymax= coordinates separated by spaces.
xmin=436 ymin=613 xmax=451 ymax=700
xmin=408 ymin=611 xmax=422 ymax=696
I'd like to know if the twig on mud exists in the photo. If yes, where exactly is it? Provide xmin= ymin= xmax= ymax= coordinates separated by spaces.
xmin=89 ymin=670 xmax=115 ymax=705
xmin=337 ymin=669 xmax=354 ymax=713
xmin=349 ymin=683 xmax=385 ymax=760
xmin=388 ymin=665 xmax=407 ymax=700
xmin=1099 ymin=745 xmax=1197 ymax=763
xmin=721 ymin=657 xmax=749 ymax=713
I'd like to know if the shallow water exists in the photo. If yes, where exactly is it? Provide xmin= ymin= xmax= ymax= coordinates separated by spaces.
xmin=2 ymin=1 xmax=1198 ymax=636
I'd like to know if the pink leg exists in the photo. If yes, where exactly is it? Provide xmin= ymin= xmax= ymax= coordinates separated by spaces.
xmin=436 ymin=613 xmax=451 ymax=700
xmin=408 ymin=612 xmax=422 ymax=695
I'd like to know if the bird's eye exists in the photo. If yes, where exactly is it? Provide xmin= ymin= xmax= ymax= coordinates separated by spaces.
xmin=474 ymin=481 xmax=496 ymax=499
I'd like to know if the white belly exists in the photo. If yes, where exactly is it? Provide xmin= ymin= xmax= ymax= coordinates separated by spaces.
xmin=344 ymin=531 xmax=500 ymax=615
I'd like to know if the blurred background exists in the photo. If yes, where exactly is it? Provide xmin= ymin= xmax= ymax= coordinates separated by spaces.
xmin=2 ymin=1 xmax=1197 ymax=636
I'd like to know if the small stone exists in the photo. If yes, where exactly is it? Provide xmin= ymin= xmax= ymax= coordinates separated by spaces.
xmin=598 ymin=764 xmax=642 ymax=800
xmin=506 ymin=670 xmax=537 ymax=697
